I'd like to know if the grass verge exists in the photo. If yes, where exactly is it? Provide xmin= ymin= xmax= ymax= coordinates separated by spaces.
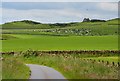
xmin=2 ymin=55 xmax=30 ymax=80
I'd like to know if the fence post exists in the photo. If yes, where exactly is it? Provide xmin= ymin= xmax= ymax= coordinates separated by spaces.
xmin=117 ymin=62 xmax=120 ymax=67
xmin=106 ymin=61 xmax=109 ymax=65
xmin=98 ymin=60 xmax=100 ymax=62
xmin=112 ymin=62 xmax=115 ymax=66
xmin=93 ymin=60 xmax=96 ymax=63
xmin=102 ymin=60 xmax=104 ymax=63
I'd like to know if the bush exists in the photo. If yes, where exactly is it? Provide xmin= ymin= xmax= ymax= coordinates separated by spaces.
xmin=20 ymin=49 xmax=39 ymax=58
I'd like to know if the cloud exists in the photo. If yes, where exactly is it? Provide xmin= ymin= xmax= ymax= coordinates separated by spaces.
xmin=1 ymin=2 xmax=118 ymax=24
xmin=97 ymin=2 xmax=118 ymax=12
xmin=0 ymin=8 xmax=2 ymax=23
xmin=2 ymin=2 xmax=68 ymax=10
xmin=1 ymin=2 xmax=107 ymax=11
xmin=2 ymin=7 xmax=117 ymax=24
xmin=2 ymin=8 xmax=84 ymax=23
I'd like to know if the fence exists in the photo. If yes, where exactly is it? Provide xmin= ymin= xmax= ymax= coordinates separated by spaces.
xmin=82 ymin=58 xmax=120 ymax=67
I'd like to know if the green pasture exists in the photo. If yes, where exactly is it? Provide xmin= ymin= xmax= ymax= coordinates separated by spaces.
xmin=1 ymin=18 xmax=119 ymax=36
xmin=1 ymin=34 xmax=118 ymax=52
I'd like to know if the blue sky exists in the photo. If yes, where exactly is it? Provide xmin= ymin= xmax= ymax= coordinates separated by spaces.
xmin=1 ymin=2 xmax=118 ymax=24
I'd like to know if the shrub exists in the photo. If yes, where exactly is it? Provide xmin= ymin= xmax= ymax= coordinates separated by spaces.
xmin=20 ymin=49 xmax=39 ymax=58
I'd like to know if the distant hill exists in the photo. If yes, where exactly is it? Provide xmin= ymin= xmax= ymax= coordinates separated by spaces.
xmin=83 ymin=18 xmax=106 ymax=22
xmin=1 ymin=20 xmax=77 ymax=29
xmin=20 ymin=20 xmax=41 ymax=24
xmin=1 ymin=20 xmax=51 ymax=29
xmin=1 ymin=18 xmax=119 ymax=29
xmin=1 ymin=18 xmax=119 ymax=36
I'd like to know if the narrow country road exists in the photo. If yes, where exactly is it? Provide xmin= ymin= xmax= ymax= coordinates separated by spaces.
xmin=26 ymin=64 xmax=67 ymax=80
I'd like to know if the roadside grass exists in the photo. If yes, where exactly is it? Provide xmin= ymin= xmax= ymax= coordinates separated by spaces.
xmin=84 ymin=57 xmax=118 ymax=63
xmin=2 ymin=55 xmax=30 ymax=80
xmin=19 ymin=53 xmax=119 ymax=80
xmin=2 ymin=35 xmax=118 ymax=52
xmin=0 ymin=59 xmax=1 ymax=80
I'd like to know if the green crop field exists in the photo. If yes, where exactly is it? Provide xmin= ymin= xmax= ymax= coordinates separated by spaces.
xmin=1 ymin=34 xmax=118 ymax=52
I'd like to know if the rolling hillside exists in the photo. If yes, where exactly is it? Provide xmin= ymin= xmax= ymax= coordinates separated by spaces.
xmin=1 ymin=18 xmax=119 ymax=28
xmin=1 ymin=18 xmax=119 ymax=36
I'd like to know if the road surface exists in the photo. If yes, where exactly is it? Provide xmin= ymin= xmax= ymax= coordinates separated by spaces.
xmin=26 ymin=64 xmax=67 ymax=80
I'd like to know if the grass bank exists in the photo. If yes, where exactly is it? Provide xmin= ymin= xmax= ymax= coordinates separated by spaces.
xmin=2 ymin=55 xmax=30 ymax=80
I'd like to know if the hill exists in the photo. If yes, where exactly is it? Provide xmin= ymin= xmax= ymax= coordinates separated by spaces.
xmin=1 ymin=20 xmax=78 ymax=29
xmin=1 ymin=18 xmax=119 ymax=36
xmin=1 ymin=18 xmax=119 ymax=29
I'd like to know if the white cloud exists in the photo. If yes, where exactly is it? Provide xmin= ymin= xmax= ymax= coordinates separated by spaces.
xmin=97 ymin=2 xmax=118 ymax=12
xmin=0 ymin=8 xmax=2 ymax=23
xmin=2 ymin=8 xmax=83 ymax=23
xmin=2 ymin=6 xmax=118 ymax=24
xmin=2 ymin=0 xmax=119 ymax=2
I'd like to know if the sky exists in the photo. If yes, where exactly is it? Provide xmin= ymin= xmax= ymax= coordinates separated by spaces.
xmin=2 ymin=0 xmax=119 ymax=2
xmin=0 ymin=1 xmax=119 ymax=24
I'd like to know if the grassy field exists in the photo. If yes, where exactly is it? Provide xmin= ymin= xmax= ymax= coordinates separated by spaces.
xmin=2 ymin=55 xmax=30 ymax=80
xmin=1 ymin=34 xmax=118 ymax=52
xmin=1 ymin=18 xmax=119 ymax=52
xmin=1 ymin=18 xmax=119 ymax=80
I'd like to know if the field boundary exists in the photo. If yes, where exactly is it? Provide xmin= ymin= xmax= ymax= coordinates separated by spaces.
xmin=1 ymin=50 xmax=120 ymax=55
xmin=81 ymin=58 xmax=120 ymax=67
